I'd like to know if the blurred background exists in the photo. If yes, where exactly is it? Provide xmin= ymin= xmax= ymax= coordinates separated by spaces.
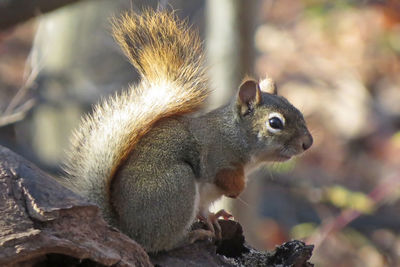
xmin=1 ymin=0 xmax=400 ymax=266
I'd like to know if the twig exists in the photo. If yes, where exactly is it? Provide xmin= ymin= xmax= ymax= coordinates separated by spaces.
xmin=0 ymin=43 xmax=40 ymax=127
xmin=0 ymin=99 xmax=36 ymax=127
xmin=3 ymin=63 xmax=39 ymax=116
xmin=307 ymin=173 xmax=400 ymax=251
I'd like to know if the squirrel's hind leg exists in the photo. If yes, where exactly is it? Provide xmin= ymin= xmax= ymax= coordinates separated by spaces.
xmin=111 ymin=162 xmax=199 ymax=253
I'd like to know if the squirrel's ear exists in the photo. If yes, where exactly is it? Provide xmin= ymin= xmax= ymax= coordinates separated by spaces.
xmin=259 ymin=77 xmax=277 ymax=95
xmin=237 ymin=79 xmax=262 ymax=115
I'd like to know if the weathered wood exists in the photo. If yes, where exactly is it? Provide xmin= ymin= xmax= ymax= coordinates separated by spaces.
xmin=0 ymin=145 xmax=151 ymax=266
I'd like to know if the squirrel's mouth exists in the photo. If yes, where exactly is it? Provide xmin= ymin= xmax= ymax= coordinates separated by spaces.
xmin=277 ymin=149 xmax=301 ymax=161
xmin=276 ymin=155 xmax=292 ymax=162
xmin=277 ymin=147 xmax=305 ymax=161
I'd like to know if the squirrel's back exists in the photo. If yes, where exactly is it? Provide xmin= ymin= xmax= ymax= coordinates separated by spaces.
xmin=62 ymin=10 xmax=209 ymax=220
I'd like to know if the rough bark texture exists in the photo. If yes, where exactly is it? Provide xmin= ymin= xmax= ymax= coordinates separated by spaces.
xmin=0 ymin=145 xmax=314 ymax=266
xmin=0 ymin=145 xmax=151 ymax=266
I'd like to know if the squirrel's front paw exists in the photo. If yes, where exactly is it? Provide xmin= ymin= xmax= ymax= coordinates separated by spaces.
xmin=197 ymin=209 xmax=233 ymax=240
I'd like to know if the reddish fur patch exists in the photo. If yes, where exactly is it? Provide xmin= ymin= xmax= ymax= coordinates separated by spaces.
xmin=214 ymin=163 xmax=245 ymax=198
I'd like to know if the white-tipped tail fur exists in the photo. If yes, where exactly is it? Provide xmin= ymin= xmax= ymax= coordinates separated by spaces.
xmin=62 ymin=10 xmax=208 ymax=220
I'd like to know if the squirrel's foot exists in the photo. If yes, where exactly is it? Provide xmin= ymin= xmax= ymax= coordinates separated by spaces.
xmin=197 ymin=209 xmax=233 ymax=240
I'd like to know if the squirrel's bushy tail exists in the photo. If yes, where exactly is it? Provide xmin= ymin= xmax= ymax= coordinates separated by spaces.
xmin=63 ymin=10 xmax=208 ymax=220
xmin=112 ymin=10 xmax=208 ymax=105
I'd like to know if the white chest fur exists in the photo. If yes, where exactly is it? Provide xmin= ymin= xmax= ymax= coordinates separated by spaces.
xmin=196 ymin=182 xmax=224 ymax=216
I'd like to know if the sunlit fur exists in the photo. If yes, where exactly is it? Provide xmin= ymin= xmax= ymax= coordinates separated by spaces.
xmin=62 ymin=10 xmax=208 ymax=222
xmin=62 ymin=10 xmax=312 ymax=253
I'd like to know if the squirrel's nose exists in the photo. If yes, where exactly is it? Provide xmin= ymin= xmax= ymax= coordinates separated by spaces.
xmin=301 ymin=134 xmax=313 ymax=151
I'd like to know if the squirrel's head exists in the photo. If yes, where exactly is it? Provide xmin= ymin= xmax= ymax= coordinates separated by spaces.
xmin=235 ymin=78 xmax=313 ymax=163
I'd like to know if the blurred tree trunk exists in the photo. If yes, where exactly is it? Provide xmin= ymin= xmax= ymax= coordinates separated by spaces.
xmin=206 ymin=0 xmax=256 ymax=109
xmin=205 ymin=0 xmax=257 ymax=240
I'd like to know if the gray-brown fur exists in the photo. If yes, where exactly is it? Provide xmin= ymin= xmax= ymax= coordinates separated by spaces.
xmin=63 ymin=10 xmax=313 ymax=253
xmin=111 ymin=118 xmax=202 ymax=252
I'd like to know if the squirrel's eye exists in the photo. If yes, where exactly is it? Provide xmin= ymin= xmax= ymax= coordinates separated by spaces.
xmin=269 ymin=117 xmax=283 ymax=130
xmin=266 ymin=112 xmax=285 ymax=133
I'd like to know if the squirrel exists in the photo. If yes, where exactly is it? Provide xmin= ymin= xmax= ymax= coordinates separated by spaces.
xmin=62 ymin=10 xmax=313 ymax=253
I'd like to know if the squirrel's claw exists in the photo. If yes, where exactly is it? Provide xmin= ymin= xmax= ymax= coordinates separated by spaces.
xmin=197 ymin=209 xmax=233 ymax=240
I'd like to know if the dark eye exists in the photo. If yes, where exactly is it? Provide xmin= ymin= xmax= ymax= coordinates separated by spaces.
xmin=266 ymin=112 xmax=285 ymax=133
xmin=269 ymin=117 xmax=283 ymax=130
